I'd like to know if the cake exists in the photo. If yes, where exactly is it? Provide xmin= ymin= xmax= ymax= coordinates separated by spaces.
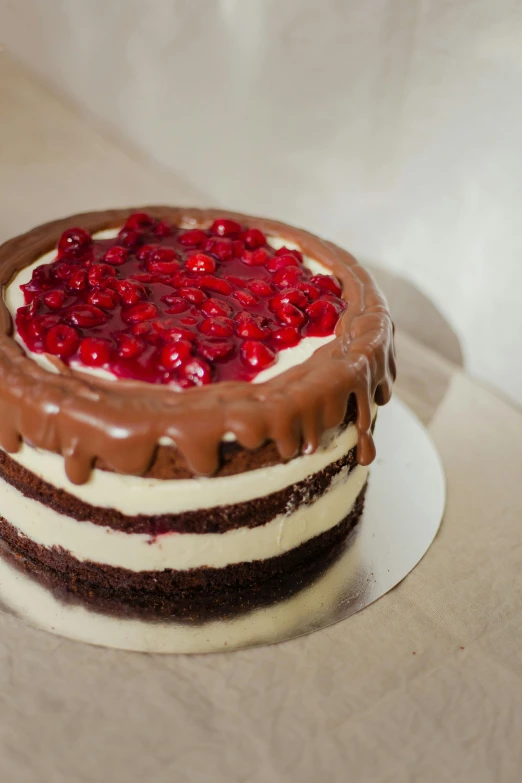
xmin=0 ymin=208 xmax=395 ymax=617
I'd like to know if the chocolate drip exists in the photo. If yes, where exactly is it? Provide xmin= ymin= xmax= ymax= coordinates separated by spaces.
xmin=0 ymin=208 xmax=396 ymax=483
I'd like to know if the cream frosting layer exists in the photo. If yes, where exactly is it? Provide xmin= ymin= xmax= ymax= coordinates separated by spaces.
xmin=4 ymin=413 xmax=375 ymax=515
xmin=3 ymin=231 xmax=335 ymax=386
xmin=0 ymin=464 xmax=367 ymax=571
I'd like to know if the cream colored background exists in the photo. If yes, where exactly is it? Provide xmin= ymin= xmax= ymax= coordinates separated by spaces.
xmin=0 ymin=51 xmax=522 ymax=783
xmin=1 ymin=0 xmax=522 ymax=404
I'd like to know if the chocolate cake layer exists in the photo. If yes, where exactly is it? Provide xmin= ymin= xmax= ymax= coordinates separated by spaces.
xmin=0 ymin=444 xmax=359 ymax=535
xmin=0 ymin=484 xmax=366 ymax=619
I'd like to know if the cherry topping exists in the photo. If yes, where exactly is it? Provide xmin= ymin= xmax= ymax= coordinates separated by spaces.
xmin=201 ymin=297 xmax=234 ymax=317
xmin=272 ymin=326 xmax=301 ymax=347
xmin=306 ymin=300 xmax=339 ymax=333
xmin=199 ymin=316 xmax=234 ymax=338
xmin=199 ymin=276 xmax=232 ymax=296
xmin=88 ymin=264 xmax=116 ymax=288
xmin=122 ymin=302 xmax=158 ymax=324
xmin=117 ymin=335 xmax=145 ymax=359
xmin=310 ymin=274 xmax=342 ymax=297
xmin=270 ymin=288 xmax=308 ymax=311
xmin=233 ymin=290 xmax=258 ymax=308
xmin=185 ymin=253 xmax=216 ymax=274
xmin=45 ymin=324 xmax=79 ymax=357
xmin=198 ymin=339 xmax=235 ymax=361
xmin=234 ymin=313 xmax=271 ymax=340
xmin=266 ymin=254 xmax=299 ymax=273
xmin=104 ymin=246 xmax=129 ymax=265
xmin=244 ymin=228 xmax=266 ymax=249
xmin=67 ymin=270 xmax=88 ymax=291
xmin=66 ymin=304 xmax=108 ymax=328
xmin=58 ymin=228 xmax=92 ymax=258
xmin=179 ymin=287 xmax=207 ymax=305
xmin=178 ymin=229 xmax=207 ymax=247
xmin=240 ymin=341 xmax=276 ymax=371
xmin=115 ymin=280 xmax=146 ymax=305
xmin=88 ymin=289 xmax=119 ymax=310
xmin=79 ymin=337 xmax=111 ymax=367
xmin=161 ymin=340 xmax=193 ymax=369
xmin=275 ymin=303 xmax=306 ymax=328
xmin=178 ymin=357 xmax=212 ymax=386
xmin=124 ymin=212 xmax=154 ymax=231
xmin=242 ymin=248 xmax=269 ymax=267
xmin=15 ymin=213 xmax=346 ymax=385
xmin=44 ymin=290 xmax=66 ymax=310
xmin=210 ymin=218 xmax=242 ymax=237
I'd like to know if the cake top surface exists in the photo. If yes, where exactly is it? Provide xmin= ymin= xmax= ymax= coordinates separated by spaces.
xmin=11 ymin=212 xmax=346 ymax=387
xmin=0 ymin=207 xmax=396 ymax=483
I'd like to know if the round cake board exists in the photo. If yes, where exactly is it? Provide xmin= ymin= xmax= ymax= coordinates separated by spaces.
xmin=0 ymin=397 xmax=445 ymax=654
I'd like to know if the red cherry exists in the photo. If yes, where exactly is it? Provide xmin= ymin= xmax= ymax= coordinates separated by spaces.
xmin=57 ymin=228 xmax=92 ymax=258
xmin=199 ymin=316 xmax=234 ymax=338
xmin=27 ymin=314 xmax=61 ymax=340
xmin=233 ymin=290 xmax=258 ymax=308
xmin=88 ymin=263 xmax=116 ymax=288
xmin=118 ymin=229 xmax=143 ymax=248
xmin=136 ymin=244 xmax=157 ymax=261
xmin=154 ymin=220 xmax=171 ymax=237
xmin=179 ymin=287 xmax=207 ymax=305
xmin=210 ymin=239 xmax=235 ymax=261
xmin=201 ymin=297 xmax=233 ymax=317
xmin=44 ymin=324 xmax=79 ymax=357
xmin=240 ymin=341 xmax=276 ymax=371
xmin=44 ymin=290 xmax=66 ymax=310
xmin=295 ymin=281 xmax=320 ymax=301
xmin=272 ymin=326 xmax=301 ymax=347
xmin=164 ymin=326 xmax=197 ymax=343
xmin=65 ymin=304 xmax=108 ymax=328
xmin=199 ymin=276 xmax=232 ymax=295
xmin=247 ymin=279 xmax=274 ymax=297
xmin=309 ymin=274 xmax=342 ymax=297
xmin=52 ymin=262 xmax=76 ymax=281
xmin=67 ymin=269 xmax=88 ymax=291
xmin=266 ymin=254 xmax=299 ymax=273
xmin=115 ymin=280 xmax=146 ymax=305
xmin=177 ymin=357 xmax=212 ymax=386
xmin=124 ymin=212 xmax=154 ymax=231
xmin=117 ymin=335 xmax=145 ymax=359
xmin=306 ymin=299 xmax=339 ymax=333
xmin=163 ymin=296 xmax=189 ymax=314
xmin=276 ymin=303 xmax=306 ymax=328
xmin=104 ymin=246 xmax=129 ymax=265
xmin=209 ymin=218 xmax=242 ymax=237
xmin=131 ymin=322 xmax=152 ymax=338
xmin=270 ymin=288 xmax=308 ymax=311
xmin=161 ymin=340 xmax=193 ymax=369
xmin=234 ymin=313 xmax=271 ymax=340
xmin=197 ymin=339 xmax=235 ymax=361
xmin=178 ymin=229 xmax=207 ymax=247
xmin=244 ymin=228 xmax=266 ymax=249
xmin=79 ymin=337 xmax=111 ymax=367
xmin=272 ymin=267 xmax=303 ymax=288
xmin=242 ymin=248 xmax=269 ymax=267
xmin=275 ymin=246 xmax=303 ymax=262
xmin=87 ymin=289 xmax=118 ymax=309
xmin=185 ymin=254 xmax=216 ymax=274
xmin=122 ymin=302 xmax=158 ymax=324
xmin=146 ymin=247 xmax=180 ymax=275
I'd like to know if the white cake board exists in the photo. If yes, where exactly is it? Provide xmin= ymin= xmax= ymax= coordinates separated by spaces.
xmin=0 ymin=397 xmax=445 ymax=654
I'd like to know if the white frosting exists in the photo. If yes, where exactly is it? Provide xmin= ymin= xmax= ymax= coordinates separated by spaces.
xmin=0 ymin=464 xmax=367 ymax=571
xmin=4 ymin=414 xmax=375 ymax=514
xmin=3 ymin=230 xmax=335 ymax=385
